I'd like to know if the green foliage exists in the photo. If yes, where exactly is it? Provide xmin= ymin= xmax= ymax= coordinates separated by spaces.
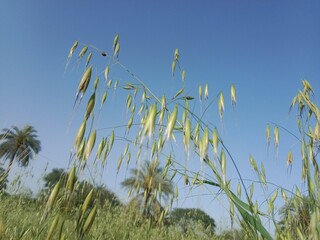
xmin=169 ymin=208 xmax=216 ymax=235
xmin=0 ymin=125 xmax=41 ymax=177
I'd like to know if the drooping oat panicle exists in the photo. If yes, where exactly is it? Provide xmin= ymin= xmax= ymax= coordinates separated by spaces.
xmin=74 ymin=66 xmax=92 ymax=108
xmin=107 ymin=79 xmax=112 ymax=88
xmin=84 ymin=130 xmax=96 ymax=160
xmin=302 ymin=79 xmax=314 ymax=94
xmin=114 ymin=80 xmax=118 ymax=90
xmin=194 ymin=123 xmax=200 ymax=145
xmin=126 ymin=95 xmax=133 ymax=110
xmin=165 ymin=105 xmax=178 ymax=141
xmin=231 ymin=84 xmax=236 ymax=108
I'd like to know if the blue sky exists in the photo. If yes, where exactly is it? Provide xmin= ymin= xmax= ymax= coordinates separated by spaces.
xmin=1 ymin=0 xmax=320 ymax=231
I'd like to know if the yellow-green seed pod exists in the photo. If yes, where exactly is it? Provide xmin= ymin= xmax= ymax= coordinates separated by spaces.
xmin=171 ymin=61 xmax=176 ymax=78
xmin=107 ymin=79 xmax=112 ymax=88
xmin=77 ymin=66 xmax=92 ymax=95
xmin=68 ymin=41 xmax=78 ymax=59
xmin=131 ymin=104 xmax=136 ymax=114
xmin=46 ymin=215 xmax=59 ymax=240
xmin=75 ymin=120 xmax=86 ymax=148
xmin=85 ymin=93 xmax=95 ymax=120
xmin=181 ymin=70 xmax=186 ymax=82
xmin=198 ymin=85 xmax=202 ymax=101
xmin=250 ymin=183 xmax=254 ymax=199
xmin=174 ymin=88 xmax=184 ymax=99
xmin=165 ymin=105 xmax=178 ymax=140
xmin=212 ymin=127 xmax=219 ymax=157
xmin=249 ymin=155 xmax=258 ymax=172
xmin=194 ymin=123 xmax=200 ymax=144
xmin=82 ymin=189 xmax=94 ymax=215
xmin=45 ymin=181 xmax=61 ymax=213
xmin=82 ymin=204 xmax=97 ymax=235
xmin=314 ymin=122 xmax=320 ymax=140
xmin=127 ymin=116 xmax=134 ymax=130
xmin=270 ymin=189 xmax=278 ymax=204
xmin=266 ymin=124 xmax=270 ymax=147
xmin=126 ymin=95 xmax=132 ymax=110
xmin=113 ymin=34 xmax=119 ymax=51
xmin=86 ymin=52 xmax=92 ymax=67
xmin=77 ymin=138 xmax=86 ymax=160
xmin=79 ymin=46 xmax=88 ymax=59
xmin=237 ymin=182 xmax=241 ymax=197
xmin=114 ymin=42 xmax=120 ymax=57
xmin=231 ymin=84 xmax=236 ymax=107
xmin=114 ymin=80 xmax=118 ymax=90
xmin=200 ymin=127 xmax=209 ymax=160
xmin=96 ymin=138 xmax=106 ymax=160
xmin=281 ymin=188 xmax=287 ymax=202
xmin=93 ymin=77 xmax=99 ymax=90
xmin=219 ymin=92 xmax=225 ymax=120
xmin=157 ymin=135 xmax=164 ymax=152
xmin=104 ymin=66 xmax=109 ymax=81
xmin=109 ymin=131 xmax=115 ymax=151
xmin=66 ymin=166 xmax=76 ymax=193
xmin=101 ymin=141 xmax=109 ymax=166
xmin=117 ymin=155 xmax=123 ymax=173
xmin=204 ymin=83 xmax=209 ymax=100
xmin=170 ymin=170 xmax=177 ymax=181
xmin=287 ymin=151 xmax=293 ymax=166
xmin=174 ymin=49 xmax=179 ymax=61
xmin=84 ymin=130 xmax=96 ymax=160
xmin=274 ymin=126 xmax=279 ymax=148
xmin=143 ymin=103 xmax=157 ymax=139
xmin=184 ymin=118 xmax=191 ymax=152
xmin=302 ymin=79 xmax=313 ymax=93
xmin=126 ymin=152 xmax=131 ymax=165
xmin=221 ymin=148 xmax=226 ymax=180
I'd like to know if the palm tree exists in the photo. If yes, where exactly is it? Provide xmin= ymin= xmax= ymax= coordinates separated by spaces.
xmin=0 ymin=125 xmax=41 ymax=177
xmin=278 ymin=195 xmax=315 ymax=237
xmin=121 ymin=159 xmax=173 ymax=217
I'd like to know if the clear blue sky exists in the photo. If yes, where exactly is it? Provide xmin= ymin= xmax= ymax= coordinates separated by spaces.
xmin=1 ymin=0 xmax=320 ymax=231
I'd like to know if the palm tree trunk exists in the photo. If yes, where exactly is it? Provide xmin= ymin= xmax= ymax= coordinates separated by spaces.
xmin=4 ymin=155 xmax=15 ymax=179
